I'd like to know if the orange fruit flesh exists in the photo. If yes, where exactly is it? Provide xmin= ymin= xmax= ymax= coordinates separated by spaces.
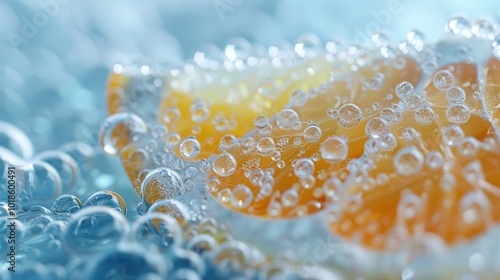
xmin=105 ymin=52 xmax=500 ymax=251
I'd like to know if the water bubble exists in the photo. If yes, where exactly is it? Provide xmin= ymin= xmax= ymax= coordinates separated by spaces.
xmin=83 ymin=190 xmax=127 ymax=214
xmin=393 ymin=146 xmax=424 ymax=177
xmin=425 ymin=151 xmax=444 ymax=169
xmin=294 ymin=34 xmax=320 ymax=57
xmin=166 ymin=132 xmax=182 ymax=146
xmin=254 ymin=115 xmax=270 ymax=129
xmin=51 ymin=194 xmax=81 ymax=214
xmin=185 ymin=166 xmax=198 ymax=179
xmin=63 ymin=206 xmax=128 ymax=255
xmin=276 ymin=109 xmax=299 ymax=130
xmin=446 ymin=86 xmax=466 ymax=103
xmin=43 ymin=220 xmax=66 ymax=240
xmin=367 ymin=73 xmax=385 ymax=90
xmin=225 ymin=37 xmax=251 ymax=61
xmin=338 ymin=103 xmax=363 ymax=128
xmin=230 ymin=184 xmax=253 ymax=209
xmin=258 ymin=78 xmax=278 ymax=99
xmin=458 ymin=137 xmax=480 ymax=158
xmin=148 ymin=200 xmax=190 ymax=226
xmin=433 ymin=70 xmax=455 ymax=91
xmin=403 ymin=95 xmax=423 ymax=110
xmin=303 ymin=124 xmax=322 ymax=142
xmin=206 ymin=177 xmax=221 ymax=193
xmin=442 ymin=125 xmax=465 ymax=146
xmin=187 ymin=234 xmax=217 ymax=255
xmin=446 ymin=15 xmax=472 ymax=37
xmin=365 ymin=117 xmax=389 ymax=139
xmin=446 ymin=103 xmax=470 ymax=124
xmin=414 ymin=106 xmax=435 ymax=125
xmin=289 ymin=89 xmax=308 ymax=107
xmin=396 ymin=81 xmax=415 ymax=99
xmin=99 ymin=113 xmax=147 ymax=156
xmin=132 ymin=212 xmax=182 ymax=250
xmin=180 ymin=137 xmax=201 ymax=159
xmin=141 ymin=168 xmax=184 ymax=205
xmin=256 ymin=137 xmax=276 ymax=156
xmin=379 ymin=133 xmax=397 ymax=150
xmin=190 ymin=103 xmax=210 ymax=123
xmin=24 ymin=161 xmax=62 ymax=203
xmin=213 ymin=153 xmax=237 ymax=177
xmin=35 ymin=151 xmax=80 ymax=192
xmin=471 ymin=18 xmax=495 ymax=40
xmin=320 ymin=137 xmax=348 ymax=161
xmin=327 ymin=108 xmax=339 ymax=120
xmin=293 ymin=158 xmax=315 ymax=179
xmin=0 ymin=121 xmax=34 ymax=159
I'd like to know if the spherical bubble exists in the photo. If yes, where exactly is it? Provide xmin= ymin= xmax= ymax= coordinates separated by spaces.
xmin=446 ymin=86 xmax=466 ymax=103
xmin=254 ymin=115 xmax=270 ymax=129
xmin=131 ymin=212 xmax=183 ymax=251
xmin=83 ymin=190 xmax=127 ymax=214
xmin=276 ymin=109 xmax=299 ymax=130
xmin=141 ymin=168 xmax=184 ymax=206
xmin=230 ymin=184 xmax=253 ymax=209
xmin=187 ymin=234 xmax=217 ymax=255
xmin=219 ymin=134 xmax=239 ymax=151
xmin=210 ymin=241 xmax=250 ymax=272
xmin=294 ymin=33 xmax=320 ymax=57
xmin=34 ymin=150 xmax=80 ymax=191
xmin=256 ymin=137 xmax=276 ymax=156
xmin=446 ymin=15 xmax=472 ymax=37
xmin=60 ymin=141 xmax=94 ymax=167
xmin=442 ymin=125 xmax=465 ymax=146
xmin=0 ymin=121 xmax=34 ymax=159
xmin=433 ymin=70 xmax=455 ymax=91
xmin=403 ymin=95 xmax=422 ymax=110
xmin=180 ymin=137 xmax=201 ymax=159
xmin=293 ymin=158 xmax=315 ymax=179
xmin=365 ymin=117 xmax=389 ymax=139
xmin=190 ymin=103 xmax=210 ymax=123
xmin=426 ymin=151 xmax=444 ymax=169
xmin=395 ymin=81 xmax=414 ymax=99
xmin=213 ymin=153 xmax=237 ymax=177
xmin=225 ymin=37 xmax=252 ymax=61
xmin=63 ymin=206 xmax=128 ymax=255
xmin=379 ymin=133 xmax=397 ymax=150
xmin=414 ymin=106 xmax=435 ymax=125
xmin=88 ymin=244 xmax=168 ymax=280
xmin=148 ymin=200 xmax=191 ymax=226
xmin=169 ymin=247 xmax=206 ymax=276
xmin=22 ymin=161 xmax=61 ymax=204
xmin=51 ymin=194 xmax=82 ymax=214
xmin=338 ymin=103 xmax=363 ymax=128
xmin=320 ymin=137 xmax=348 ymax=162
xmin=446 ymin=103 xmax=471 ymax=124
xmin=393 ymin=146 xmax=424 ymax=177
xmin=303 ymin=124 xmax=322 ymax=142
xmin=282 ymin=188 xmax=299 ymax=208
xmin=206 ymin=177 xmax=221 ymax=193
xmin=289 ymin=89 xmax=308 ymax=107
xmin=99 ymin=113 xmax=147 ymax=156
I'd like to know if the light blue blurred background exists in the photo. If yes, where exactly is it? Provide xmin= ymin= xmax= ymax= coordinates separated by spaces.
xmin=0 ymin=0 xmax=499 ymax=152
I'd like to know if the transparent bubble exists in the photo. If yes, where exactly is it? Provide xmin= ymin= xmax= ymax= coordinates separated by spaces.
xmin=24 ymin=161 xmax=62 ymax=202
xmin=433 ymin=70 xmax=455 ymax=91
xmin=225 ymin=37 xmax=252 ymax=61
xmin=403 ymin=95 xmax=422 ymax=110
xmin=190 ymin=103 xmax=210 ymax=123
xmin=458 ymin=137 xmax=480 ymax=158
xmin=293 ymin=158 xmax=315 ymax=179
xmin=51 ymin=194 xmax=82 ymax=214
xmin=219 ymin=134 xmax=239 ymax=152
xmin=365 ymin=117 xmax=389 ymax=139
xmin=83 ymin=190 xmax=127 ymax=214
xmin=206 ymin=177 xmax=221 ymax=193
xmin=230 ymin=184 xmax=254 ymax=209
xmin=303 ymin=124 xmax=322 ymax=142
xmin=414 ymin=106 xmax=435 ymax=125
xmin=187 ymin=234 xmax=217 ymax=255
xmin=254 ymin=115 xmax=270 ymax=129
xmin=338 ymin=103 xmax=363 ymax=128
xmin=180 ymin=137 xmax=201 ymax=159
xmin=0 ymin=121 xmax=34 ymax=159
xmin=63 ymin=206 xmax=128 ymax=255
xmin=471 ymin=18 xmax=495 ymax=39
xmin=258 ymin=78 xmax=278 ymax=99
xmin=294 ymin=33 xmax=320 ymax=57
xmin=185 ymin=166 xmax=198 ymax=179
xmin=141 ymin=168 xmax=184 ymax=205
xmin=446 ymin=103 xmax=470 ymax=124
xmin=393 ymin=146 xmax=424 ymax=177
xmin=446 ymin=86 xmax=466 ymax=103
xmin=276 ymin=109 xmax=300 ymax=130
xmin=213 ymin=153 xmax=237 ymax=177
xmin=396 ymin=81 xmax=414 ymax=99
xmin=148 ymin=200 xmax=190 ymax=226
xmin=132 ymin=212 xmax=182 ymax=251
xmin=254 ymin=137 xmax=276 ymax=157
xmin=282 ymin=188 xmax=299 ymax=207
xmin=99 ymin=113 xmax=147 ymax=156
xmin=289 ymin=89 xmax=308 ymax=107
xmin=320 ymin=137 xmax=348 ymax=162
xmin=379 ymin=133 xmax=397 ymax=150
xmin=446 ymin=15 xmax=472 ymax=37
xmin=425 ymin=151 xmax=444 ymax=169
xmin=35 ymin=151 xmax=80 ymax=192
xmin=43 ymin=220 xmax=67 ymax=240
xmin=442 ymin=125 xmax=465 ymax=146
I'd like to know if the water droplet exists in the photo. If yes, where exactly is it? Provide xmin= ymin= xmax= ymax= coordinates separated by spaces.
xmin=414 ymin=106 xmax=435 ymax=125
xmin=379 ymin=133 xmax=397 ymax=150
xmin=446 ymin=86 xmax=466 ymax=103
xmin=83 ymin=191 xmax=127 ymax=214
xmin=396 ymin=81 xmax=414 ymax=99
xmin=433 ymin=70 xmax=455 ymax=91
xmin=206 ymin=177 xmax=221 ymax=193
xmin=446 ymin=15 xmax=472 ymax=37
xmin=303 ymin=124 xmax=322 ymax=142
xmin=338 ymin=103 xmax=363 ymax=128
xmin=442 ymin=125 xmax=464 ymax=146
xmin=293 ymin=158 xmax=315 ymax=179
xmin=393 ymin=146 xmax=424 ymax=177
xmin=320 ymin=136 xmax=348 ymax=161
xmin=289 ymin=89 xmax=308 ymax=107
xmin=180 ymin=137 xmax=201 ymax=159
xmin=230 ymin=185 xmax=253 ymax=209
xmin=219 ymin=134 xmax=239 ymax=151
xmin=282 ymin=189 xmax=299 ymax=207
xmin=365 ymin=117 xmax=389 ymax=139
xmin=99 ymin=113 xmax=147 ymax=156
xmin=213 ymin=153 xmax=237 ymax=177
xmin=446 ymin=103 xmax=471 ymax=124
xmin=162 ymin=106 xmax=181 ymax=124
xmin=254 ymin=114 xmax=269 ymax=129
xmin=51 ymin=194 xmax=81 ymax=214
xmin=276 ymin=109 xmax=299 ymax=130
xmin=256 ymin=137 xmax=276 ymax=156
